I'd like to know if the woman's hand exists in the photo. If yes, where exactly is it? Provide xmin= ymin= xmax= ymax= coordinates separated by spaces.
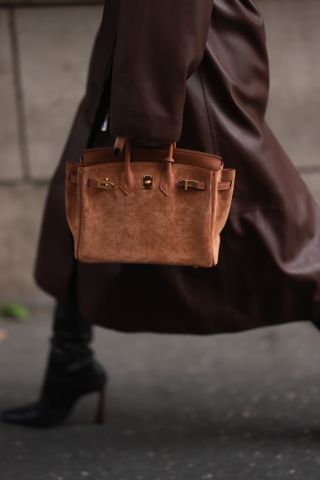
xmin=113 ymin=136 xmax=171 ymax=155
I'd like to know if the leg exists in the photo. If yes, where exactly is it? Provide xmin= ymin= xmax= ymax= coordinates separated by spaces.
xmin=1 ymin=261 xmax=108 ymax=428
xmin=47 ymin=260 xmax=93 ymax=366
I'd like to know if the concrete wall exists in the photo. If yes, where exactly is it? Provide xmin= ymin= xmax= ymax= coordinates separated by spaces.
xmin=0 ymin=0 xmax=319 ymax=304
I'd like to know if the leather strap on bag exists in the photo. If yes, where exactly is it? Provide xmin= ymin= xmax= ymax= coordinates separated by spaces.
xmin=68 ymin=172 xmax=232 ymax=191
xmin=114 ymin=137 xmax=177 ymax=196
xmin=159 ymin=142 xmax=176 ymax=196
xmin=120 ymin=141 xmax=135 ymax=195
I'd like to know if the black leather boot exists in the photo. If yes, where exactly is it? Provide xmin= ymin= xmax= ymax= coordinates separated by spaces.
xmin=1 ymin=345 xmax=107 ymax=428
xmin=1 ymin=263 xmax=108 ymax=428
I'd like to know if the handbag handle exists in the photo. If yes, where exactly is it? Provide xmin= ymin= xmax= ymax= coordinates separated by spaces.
xmin=113 ymin=136 xmax=176 ymax=154
xmin=115 ymin=137 xmax=176 ymax=196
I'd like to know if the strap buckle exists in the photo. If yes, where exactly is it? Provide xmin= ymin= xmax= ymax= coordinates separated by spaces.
xmin=96 ymin=178 xmax=114 ymax=190
xmin=178 ymin=179 xmax=200 ymax=191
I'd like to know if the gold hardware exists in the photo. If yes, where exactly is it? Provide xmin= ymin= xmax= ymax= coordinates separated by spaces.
xmin=96 ymin=177 xmax=114 ymax=190
xmin=142 ymin=175 xmax=153 ymax=189
xmin=178 ymin=179 xmax=200 ymax=191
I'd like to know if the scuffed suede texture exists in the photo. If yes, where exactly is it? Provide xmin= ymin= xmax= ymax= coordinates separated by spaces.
xmin=65 ymin=148 xmax=235 ymax=268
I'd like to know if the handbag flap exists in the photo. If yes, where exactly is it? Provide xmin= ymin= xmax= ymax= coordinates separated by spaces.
xmin=81 ymin=146 xmax=223 ymax=172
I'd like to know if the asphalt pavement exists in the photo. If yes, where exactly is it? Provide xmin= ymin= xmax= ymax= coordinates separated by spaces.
xmin=1 ymin=308 xmax=320 ymax=479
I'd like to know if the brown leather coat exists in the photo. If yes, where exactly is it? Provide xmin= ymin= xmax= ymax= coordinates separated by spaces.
xmin=34 ymin=0 xmax=320 ymax=334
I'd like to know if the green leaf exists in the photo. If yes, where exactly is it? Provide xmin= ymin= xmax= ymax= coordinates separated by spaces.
xmin=0 ymin=304 xmax=30 ymax=320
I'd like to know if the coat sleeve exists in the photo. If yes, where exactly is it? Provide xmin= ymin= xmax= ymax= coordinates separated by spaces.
xmin=109 ymin=0 xmax=213 ymax=143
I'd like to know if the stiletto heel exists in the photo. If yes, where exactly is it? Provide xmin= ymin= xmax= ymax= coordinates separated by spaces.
xmin=94 ymin=383 xmax=107 ymax=425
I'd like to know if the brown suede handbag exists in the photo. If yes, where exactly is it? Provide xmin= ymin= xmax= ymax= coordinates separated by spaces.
xmin=65 ymin=139 xmax=235 ymax=268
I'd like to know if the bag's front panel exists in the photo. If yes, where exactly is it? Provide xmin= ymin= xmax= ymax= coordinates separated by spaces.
xmin=77 ymin=162 xmax=214 ymax=267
